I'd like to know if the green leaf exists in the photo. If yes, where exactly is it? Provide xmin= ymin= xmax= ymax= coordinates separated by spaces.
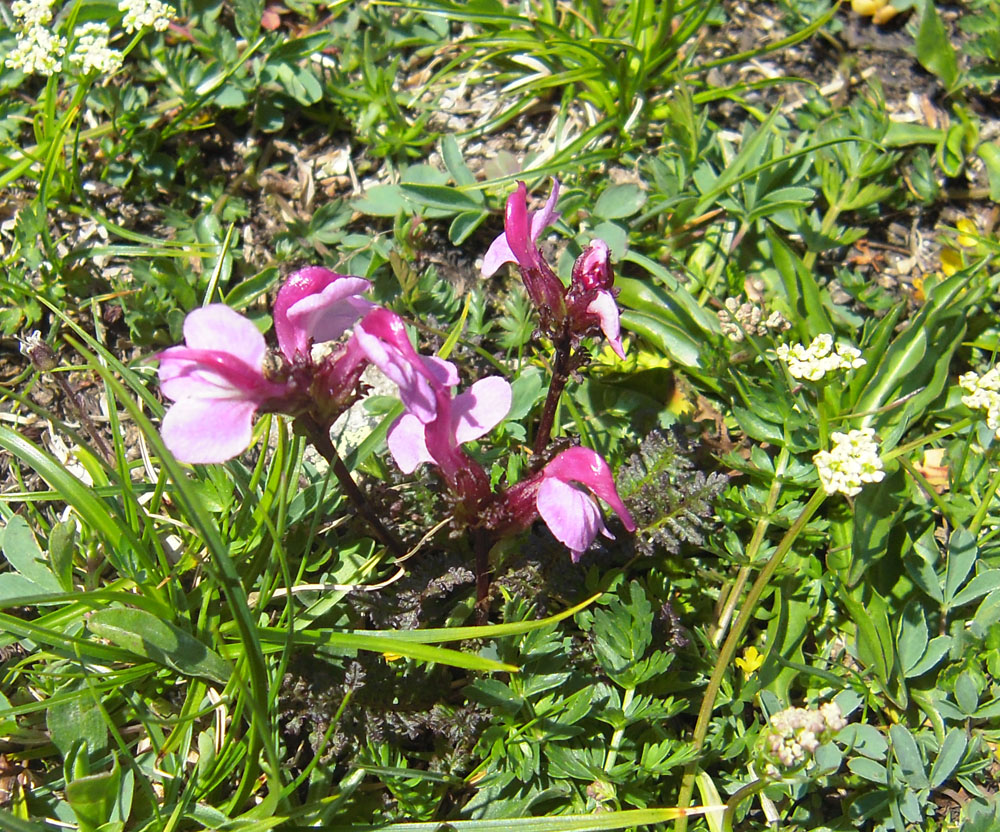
xmin=48 ymin=517 xmax=76 ymax=592
xmin=2 ymin=515 xmax=61 ymax=591
xmin=889 ymin=724 xmax=929 ymax=789
xmin=897 ymin=603 xmax=928 ymax=676
xmin=943 ymin=527 xmax=978 ymax=609
xmin=916 ymin=0 xmax=960 ymax=92
xmin=906 ymin=635 xmax=952 ymax=678
xmin=841 ymin=584 xmax=907 ymax=707
xmin=233 ymin=0 xmax=263 ymax=53
xmin=353 ymin=184 xmax=409 ymax=217
xmin=954 ymin=671 xmax=979 ymax=715
xmin=224 ymin=268 xmax=280 ymax=309
xmin=449 ymin=210 xmax=488 ymax=245
xmin=951 ymin=570 xmax=1000 ymax=607
xmin=399 ymin=183 xmax=484 ymax=214
xmin=929 ymin=729 xmax=967 ymax=788
xmin=619 ymin=310 xmax=701 ymax=368
xmin=47 ymin=696 xmax=108 ymax=757
xmin=441 ymin=134 xmax=477 ymax=188
xmin=87 ymin=608 xmax=230 ymax=684
xmin=977 ymin=141 xmax=1000 ymax=202
xmin=66 ymin=757 xmax=121 ymax=832
xmin=848 ymin=467 xmax=904 ymax=586
xmin=593 ymin=184 xmax=646 ymax=219
xmin=847 ymin=757 xmax=887 ymax=783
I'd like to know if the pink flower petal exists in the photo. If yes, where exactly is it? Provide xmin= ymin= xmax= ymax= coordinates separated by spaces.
xmin=481 ymin=232 xmax=517 ymax=278
xmin=387 ymin=413 xmax=433 ymax=474
xmin=587 ymin=291 xmax=625 ymax=359
xmin=274 ymin=268 xmax=373 ymax=359
xmin=529 ymin=179 xmax=561 ymax=241
xmin=161 ymin=395 xmax=259 ymax=464
xmin=536 ymin=477 xmax=608 ymax=561
xmin=183 ymin=305 xmax=268 ymax=366
xmin=481 ymin=179 xmax=561 ymax=277
xmin=452 ymin=377 xmax=512 ymax=444
xmin=542 ymin=446 xmax=636 ymax=531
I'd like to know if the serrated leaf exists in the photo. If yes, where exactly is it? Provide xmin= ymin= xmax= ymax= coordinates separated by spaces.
xmin=88 ymin=608 xmax=230 ymax=684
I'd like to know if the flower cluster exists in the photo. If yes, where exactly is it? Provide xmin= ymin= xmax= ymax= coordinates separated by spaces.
xmin=157 ymin=265 xmax=635 ymax=560
xmin=482 ymin=179 xmax=626 ymax=359
xmin=776 ymin=334 xmax=865 ymax=381
xmin=68 ymin=23 xmax=123 ymax=75
xmin=959 ymin=368 xmax=1000 ymax=436
xmin=813 ymin=427 xmax=885 ymax=497
xmin=717 ymin=296 xmax=789 ymax=343
xmin=118 ymin=0 xmax=174 ymax=32
xmin=759 ymin=702 xmax=846 ymax=777
xmin=4 ymin=0 xmax=172 ymax=77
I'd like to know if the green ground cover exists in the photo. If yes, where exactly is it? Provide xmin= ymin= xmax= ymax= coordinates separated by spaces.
xmin=2 ymin=0 xmax=1000 ymax=829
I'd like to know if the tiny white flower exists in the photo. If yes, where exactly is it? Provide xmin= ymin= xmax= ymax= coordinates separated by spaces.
xmin=11 ymin=0 xmax=56 ymax=26
xmin=118 ymin=0 xmax=175 ymax=33
xmin=69 ymin=22 xmax=124 ymax=74
xmin=814 ymin=427 xmax=885 ymax=497
xmin=960 ymin=369 xmax=1000 ymax=436
xmin=4 ymin=25 xmax=66 ymax=75
xmin=776 ymin=334 xmax=867 ymax=381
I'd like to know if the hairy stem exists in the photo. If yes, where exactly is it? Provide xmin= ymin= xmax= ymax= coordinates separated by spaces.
xmin=295 ymin=414 xmax=406 ymax=559
xmin=533 ymin=326 xmax=573 ymax=458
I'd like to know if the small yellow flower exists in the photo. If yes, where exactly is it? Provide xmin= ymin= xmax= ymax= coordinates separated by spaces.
xmin=735 ymin=645 xmax=765 ymax=678
xmin=382 ymin=652 xmax=403 ymax=663
xmin=956 ymin=218 xmax=979 ymax=249
xmin=939 ymin=247 xmax=964 ymax=277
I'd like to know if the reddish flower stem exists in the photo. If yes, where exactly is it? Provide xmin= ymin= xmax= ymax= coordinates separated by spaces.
xmin=532 ymin=325 xmax=573 ymax=458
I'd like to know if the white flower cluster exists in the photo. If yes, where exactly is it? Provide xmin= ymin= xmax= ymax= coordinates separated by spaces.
xmin=814 ymin=427 xmax=885 ymax=497
xmin=5 ymin=23 xmax=66 ymax=75
xmin=761 ymin=702 xmax=846 ymax=775
xmin=959 ymin=368 xmax=1000 ymax=437
xmin=118 ymin=0 xmax=175 ymax=33
xmin=718 ymin=297 xmax=790 ymax=343
xmin=776 ymin=334 xmax=866 ymax=381
xmin=4 ymin=0 xmax=171 ymax=77
xmin=68 ymin=23 xmax=123 ymax=74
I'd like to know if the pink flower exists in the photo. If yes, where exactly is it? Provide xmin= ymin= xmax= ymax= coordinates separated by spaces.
xmin=387 ymin=376 xmax=512 ymax=476
xmin=482 ymin=180 xmax=626 ymax=359
xmin=272 ymin=266 xmax=374 ymax=361
xmin=567 ymin=240 xmax=625 ymax=359
xmin=351 ymin=308 xmax=458 ymax=423
xmin=536 ymin=447 xmax=636 ymax=560
xmin=157 ymin=305 xmax=290 ymax=463
xmin=481 ymin=179 xmax=561 ymax=277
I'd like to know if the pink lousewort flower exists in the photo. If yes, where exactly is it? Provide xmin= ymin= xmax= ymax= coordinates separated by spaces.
xmin=482 ymin=180 xmax=626 ymax=358
xmin=537 ymin=447 xmax=636 ymax=560
xmin=350 ymin=307 xmax=458 ymax=424
xmin=157 ymin=305 xmax=290 ymax=463
xmin=482 ymin=179 xmax=562 ymax=277
xmin=387 ymin=376 xmax=512 ymax=477
xmin=273 ymin=266 xmax=374 ymax=361
xmin=566 ymin=239 xmax=625 ymax=359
